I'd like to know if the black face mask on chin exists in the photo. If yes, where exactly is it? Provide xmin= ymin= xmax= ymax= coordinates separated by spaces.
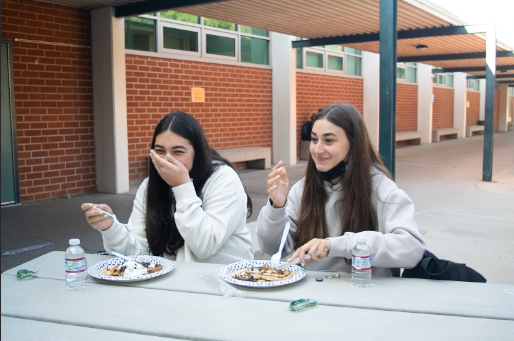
xmin=314 ymin=158 xmax=347 ymax=182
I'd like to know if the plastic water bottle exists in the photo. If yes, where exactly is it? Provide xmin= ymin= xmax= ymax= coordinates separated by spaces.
xmin=65 ymin=238 xmax=87 ymax=291
xmin=352 ymin=235 xmax=371 ymax=288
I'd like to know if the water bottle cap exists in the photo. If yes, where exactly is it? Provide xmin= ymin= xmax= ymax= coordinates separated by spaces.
xmin=69 ymin=238 xmax=80 ymax=245
xmin=356 ymin=235 xmax=367 ymax=243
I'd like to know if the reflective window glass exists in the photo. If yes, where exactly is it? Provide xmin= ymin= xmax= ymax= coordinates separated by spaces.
xmin=406 ymin=67 xmax=416 ymax=83
xmin=241 ymin=36 xmax=268 ymax=65
xmin=204 ymin=18 xmax=236 ymax=31
xmin=160 ymin=10 xmax=199 ymax=24
xmin=346 ymin=55 xmax=361 ymax=76
xmin=306 ymin=51 xmax=323 ymax=68
xmin=296 ymin=48 xmax=303 ymax=69
xmin=125 ymin=17 xmax=156 ymax=52
xmin=206 ymin=34 xmax=235 ymax=57
xmin=397 ymin=67 xmax=406 ymax=79
xmin=328 ymin=55 xmax=343 ymax=70
xmin=446 ymin=74 xmax=453 ymax=87
xmin=240 ymin=26 xmax=268 ymax=37
xmin=326 ymin=45 xmax=344 ymax=52
xmin=163 ymin=27 xmax=198 ymax=52
xmin=345 ymin=47 xmax=362 ymax=55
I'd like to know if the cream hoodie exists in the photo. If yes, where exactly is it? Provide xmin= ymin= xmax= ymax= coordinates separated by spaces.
xmin=101 ymin=164 xmax=253 ymax=264
xmin=256 ymin=170 xmax=425 ymax=276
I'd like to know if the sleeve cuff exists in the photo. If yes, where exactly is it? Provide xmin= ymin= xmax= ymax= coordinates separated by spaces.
xmin=100 ymin=221 xmax=127 ymax=245
xmin=264 ymin=196 xmax=288 ymax=220
xmin=171 ymin=181 xmax=196 ymax=202
xmin=326 ymin=235 xmax=350 ymax=258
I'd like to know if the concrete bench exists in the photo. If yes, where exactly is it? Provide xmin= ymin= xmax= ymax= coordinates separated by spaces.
xmin=218 ymin=147 xmax=271 ymax=169
xmin=466 ymin=125 xmax=484 ymax=137
xmin=432 ymin=127 xmax=459 ymax=142
xmin=396 ymin=131 xmax=422 ymax=145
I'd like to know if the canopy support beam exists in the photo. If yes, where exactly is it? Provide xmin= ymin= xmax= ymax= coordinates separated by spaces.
xmin=379 ymin=0 xmax=397 ymax=178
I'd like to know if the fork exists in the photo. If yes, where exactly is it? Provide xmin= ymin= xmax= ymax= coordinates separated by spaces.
xmin=270 ymin=221 xmax=291 ymax=267
xmin=92 ymin=205 xmax=127 ymax=227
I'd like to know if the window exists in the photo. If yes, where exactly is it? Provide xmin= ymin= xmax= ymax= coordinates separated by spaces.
xmin=159 ymin=10 xmax=199 ymax=24
xmin=162 ymin=26 xmax=199 ymax=53
xmin=433 ymin=71 xmax=453 ymax=88
xmin=296 ymin=42 xmax=362 ymax=76
xmin=125 ymin=12 xmax=270 ymax=66
xmin=306 ymin=51 xmax=323 ymax=68
xmin=241 ymin=36 xmax=268 ymax=65
xmin=125 ymin=17 xmax=156 ymax=52
xmin=397 ymin=62 xmax=416 ymax=83
xmin=509 ymin=87 xmax=514 ymax=96
xmin=467 ymin=79 xmax=480 ymax=91
xmin=328 ymin=55 xmax=343 ymax=71
xmin=205 ymin=32 xmax=237 ymax=59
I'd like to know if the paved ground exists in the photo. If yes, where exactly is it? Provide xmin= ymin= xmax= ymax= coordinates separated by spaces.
xmin=2 ymin=131 xmax=513 ymax=284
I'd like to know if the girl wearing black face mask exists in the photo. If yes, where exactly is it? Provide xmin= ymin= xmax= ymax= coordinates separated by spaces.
xmin=256 ymin=103 xmax=425 ymax=275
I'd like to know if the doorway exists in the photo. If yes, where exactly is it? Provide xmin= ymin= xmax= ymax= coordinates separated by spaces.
xmin=1 ymin=39 xmax=20 ymax=205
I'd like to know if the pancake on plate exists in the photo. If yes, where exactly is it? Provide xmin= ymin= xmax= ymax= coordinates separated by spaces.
xmin=230 ymin=266 xmax=294 ymax=282
xmin=100 ymin=261 xmax=163 ymax=277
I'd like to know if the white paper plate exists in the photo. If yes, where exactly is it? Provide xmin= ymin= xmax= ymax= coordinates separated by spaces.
xmin=88 ymin=255 xmax=174 ymax=282
xmin=219 ymin=260 xmax=306 ymax=288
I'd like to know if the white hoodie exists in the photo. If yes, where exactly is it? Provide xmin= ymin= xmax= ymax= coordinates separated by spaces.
xmin=101 ymin=164 xmax=254 ymax=264
xmin=256 ymin=170 xmax=425 ymax=276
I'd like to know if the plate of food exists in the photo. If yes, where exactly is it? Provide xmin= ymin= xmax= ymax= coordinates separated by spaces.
xmin=88 ymin=255 xmax=174 ymax=282
xmin=218 ymin=260 xmax=306 ymax=288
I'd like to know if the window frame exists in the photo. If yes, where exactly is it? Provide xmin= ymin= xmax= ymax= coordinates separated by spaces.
xmin=202 ymin=28 xmax=239 ymax=62
xmin=433 ymin=72 xmax=454 ymax=88
xmin=300 ymin=45 xmax=362 ymax=77
xmin=126 ymin=13 xmax=271 ymax=67
xmin=160 ymin=21 xmax=201 ymax=57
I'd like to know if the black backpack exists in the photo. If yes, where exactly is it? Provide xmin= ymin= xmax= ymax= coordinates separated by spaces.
xmin=391 ymin=250 xmax=486 ymax=283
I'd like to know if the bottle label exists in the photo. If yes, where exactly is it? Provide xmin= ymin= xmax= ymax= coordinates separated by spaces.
xmin=352 ymin=255 xmax=371 ymax=270
xmin=65 ymin=257 xmax=86 ymax=273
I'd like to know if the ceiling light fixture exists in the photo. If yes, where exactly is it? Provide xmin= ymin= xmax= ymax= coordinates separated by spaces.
xmin=416 ymin=44 xmax=428 ymax=50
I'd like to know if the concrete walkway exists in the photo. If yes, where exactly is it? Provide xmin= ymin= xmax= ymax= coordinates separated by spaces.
xmin=2 ymin=132 xmax=513 ymax=284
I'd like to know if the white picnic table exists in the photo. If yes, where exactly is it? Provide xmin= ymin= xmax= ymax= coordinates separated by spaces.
xmin=2 ymin=251 xmax=514 ymax=340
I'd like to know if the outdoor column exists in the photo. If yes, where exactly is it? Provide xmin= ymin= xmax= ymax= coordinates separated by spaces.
xmin=453 ymin=72 xmax=467 ymax=138
xmin=379 ymin=0 xmax=397 ymax=178
xmin=498 ymin=84 xmax=509 ymax=131
xmin=91 ymin=7 xmax=129 ymax=193
xmin=271 ymin=33 xmax=296 ymax=166
xmin=417 ymin=63 xmax=433 ymax=143
xmin=479 ymin=79 xmax=486 ymax=121
xmin=362 ymin=51 xmax=380 ymax=150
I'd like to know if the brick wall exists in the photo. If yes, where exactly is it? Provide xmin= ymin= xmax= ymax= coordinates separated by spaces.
xmin=432 ymin=87 xmax=454 ymax=129
xmin=125 ymin=54 xmax=272 ymax=182
xmin=396 ymin=83 xmax=418 ymax=132
xmin=1 ymin=0 xmax=94 ymax=202
xmin=466 ymin=91 xmax=480 ymax=126
xmin=296 ymin=73 xmax=363 ymax=156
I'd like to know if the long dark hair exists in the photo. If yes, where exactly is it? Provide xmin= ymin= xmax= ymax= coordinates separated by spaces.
xmin=295 ymin=103 xmax=391 ymax=250
xmin=145 ymin=111 xmax=252 ymax=256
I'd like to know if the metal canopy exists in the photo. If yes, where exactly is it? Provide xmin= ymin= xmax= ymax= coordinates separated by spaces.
xmin=33 ymin=0 xmax=514 ymax=179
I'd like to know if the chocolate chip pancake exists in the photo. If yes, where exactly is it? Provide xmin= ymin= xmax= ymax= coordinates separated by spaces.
xmin=230 ymin=266 xmax=294 ymax=282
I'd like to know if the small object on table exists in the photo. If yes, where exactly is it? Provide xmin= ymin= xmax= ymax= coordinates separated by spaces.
xmin=316 ymin=278 xmax=323 ymax=282
xmin=347 ymin=279 xmax=352 ymax=283
xmin=289 ymin=298 xmax=317 ymax=312
xmin=326 ymin=275 xmax=334 ymax=279
xmin=16 ymin=269 xmax=37 ymax=280
xmin=334 ymin=274 xmax=341 ymax=278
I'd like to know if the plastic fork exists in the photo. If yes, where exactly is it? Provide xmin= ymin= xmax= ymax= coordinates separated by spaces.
xmin=270 ymin=221 xmax=291 ymax=267
xmin=92 ymin=205 xmax=127 ymax=227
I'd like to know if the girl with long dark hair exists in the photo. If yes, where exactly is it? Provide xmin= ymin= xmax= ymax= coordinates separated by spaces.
xmin=256 ymin=103 xmax=425 ymax=275
xmin=82 ymin=111 xmax=253 ymax=263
